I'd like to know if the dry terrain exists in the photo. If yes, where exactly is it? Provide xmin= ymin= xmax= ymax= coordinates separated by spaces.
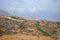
xmin=0 ymin=16 xmax=60 ymax=40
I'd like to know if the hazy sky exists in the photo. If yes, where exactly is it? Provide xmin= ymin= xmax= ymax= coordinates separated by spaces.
xmin=0 ymin=0 xmax=60 ymax=21
xmin=0 ymin=0 xmax=60 ymax=11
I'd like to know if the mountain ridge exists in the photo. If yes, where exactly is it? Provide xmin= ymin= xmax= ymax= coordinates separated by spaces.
xmin=0 ymin=10 xmax=10 ymax=16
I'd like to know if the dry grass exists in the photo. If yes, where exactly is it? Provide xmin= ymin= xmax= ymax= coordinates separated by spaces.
xmin=0 ymin=16 xmax=60 ymax=40
xmin=0 ymin=34 xmax=60 ymax=40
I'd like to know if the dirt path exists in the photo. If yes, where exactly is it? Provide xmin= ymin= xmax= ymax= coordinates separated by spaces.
xmin=0 ymin=34 xmax=59 ymax=40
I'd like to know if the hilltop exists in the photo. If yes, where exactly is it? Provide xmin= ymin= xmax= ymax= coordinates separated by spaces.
xmin=0 ymin=15 xmax=60 ymax=40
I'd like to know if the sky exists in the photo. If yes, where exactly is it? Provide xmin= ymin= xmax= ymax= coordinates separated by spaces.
xmin=0 ymin=0 xmax=60 ymax=22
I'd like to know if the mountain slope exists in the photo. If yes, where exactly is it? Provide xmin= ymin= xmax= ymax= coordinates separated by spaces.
xmin=0 ymin=10 xmax=10 ymax=16
xmin=0 ymin=16 xmax=60 ymax=40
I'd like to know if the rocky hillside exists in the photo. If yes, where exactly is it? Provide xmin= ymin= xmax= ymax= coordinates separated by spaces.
xmin=0 ymin=15 xmax=60 ymax=40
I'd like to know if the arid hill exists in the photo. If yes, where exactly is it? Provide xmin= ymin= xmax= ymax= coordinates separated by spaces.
xmin=0 ymin=16 xmax=60 ymax=40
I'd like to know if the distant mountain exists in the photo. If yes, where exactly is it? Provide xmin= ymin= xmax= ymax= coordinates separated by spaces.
xmin=9 ymin=10 xmax=60 ymax=22
xmin=0 ymin=10 xmax=10 ymax=16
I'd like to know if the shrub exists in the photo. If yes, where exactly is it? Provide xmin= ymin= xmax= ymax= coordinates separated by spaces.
xmin=36 ymin=26 xmax=51 ymax=36
xmin=7 ymin=26 xmax=15 ymax=30
xmin=50 ymin=28 xmax=58 ymax=37
xmin=32 ymin=34 xmax=37 ymax=36
xmin=56 ymin=22 xmax=60 ymax=28
xmin=11 ymin=16 xmax=17 ymax=19
xmin=19 ymin=24 xmax=25 ymax=30
xmin=24 ymin=20 xmax=28 ymax=22
xmin=0 ymin=30 xmax=4 ymax=36
xmin=51 ymin=36 xmax=58 ymax=40
xmin=4 ymin=30 xmax=12 ymax=35
xmin=51 ymin=28 xmax=57 ymax=34
xmin=56 ymin=22 xmax=60 ymax=24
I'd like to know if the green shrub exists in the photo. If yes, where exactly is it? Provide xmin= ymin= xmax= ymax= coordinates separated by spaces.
xmin=19 ymin=24 xmax=25 ymax=30
xmin=56 ymin=22 xmax=60 ymax=24
xmin=11 ymin=16 xmax=17 ymax=19
xmin=36 ymin=26 xmax=51 ymax=36
xmin=56 ymin=22 xmax=60 ymax=28
xmin=50 ymin=28 xmax=58 ymax=37
xmin=4 ymin=31 xmax=12 ymax=35
xmin=51 ymin=28 xmax=57 ymax=34
xmin=0 ymin=30 xmax=4 ymax=36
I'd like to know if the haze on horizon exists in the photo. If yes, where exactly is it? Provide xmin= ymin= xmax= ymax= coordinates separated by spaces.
xmin=0 ymin=0 xmax=60 ymax=22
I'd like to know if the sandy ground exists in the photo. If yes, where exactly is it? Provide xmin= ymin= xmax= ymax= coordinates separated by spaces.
xmin=0 ymin=34 xmax=60 ymax=40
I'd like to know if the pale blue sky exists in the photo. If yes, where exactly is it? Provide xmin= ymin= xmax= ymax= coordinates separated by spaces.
xmin=0 ymin=0 xmax=60 ymax=22
xmin=0 ymin=0 xmax=60 ymax=10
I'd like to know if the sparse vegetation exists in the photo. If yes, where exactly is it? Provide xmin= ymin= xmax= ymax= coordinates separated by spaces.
xmin=51 ymin=36 xmax=58 ymax=40
xmin=36 ymin=26 xmax=51 ymax=36
xmin=0 ymin=30 xmax=4 ymax=36
xmin=10 ymin=16 xmax=18 ymax=19
xmin=0 ymin=16 xmax=60 ymax=40
xmin=32 ymin=34 xmax=37 ymax=36
xmin=24 ymin=20 xmax=28 ymax=22
xmin=50 ymin=28 xmax=58 ymax=40
xmin=19 ymin=24 xmax=25 ymax=30
xmin=56 ymin=22 xmax=60 ymax=24
xmin=51 ymin=28 xmax=57 ymax=35
xmin=4 ymin=31 xmax=12 ymax=35
xmin=56 ymin=22 xmax=60 ymax=28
